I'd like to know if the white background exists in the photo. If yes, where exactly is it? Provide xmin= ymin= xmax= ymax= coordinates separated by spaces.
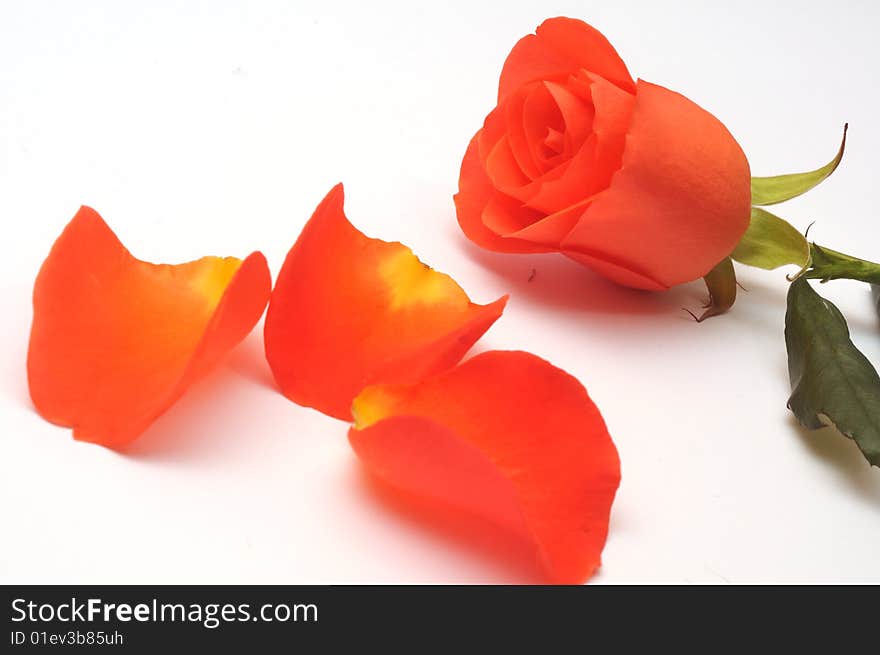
xmin=2 ymin=0 xmax=879 ymax=584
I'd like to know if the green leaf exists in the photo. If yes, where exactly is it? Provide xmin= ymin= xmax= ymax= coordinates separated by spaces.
xmin=785 ymin=278 xmax=880 ymax=467
xmin=751 ymin=124 xmax=847 ymax=206
xmin=805 ymin=243 xmax=880 ymax=285
xmin=731 ymin=207 xmax=810 ymax=272
xmin=686 ymin=257 xmax=736 ymax=322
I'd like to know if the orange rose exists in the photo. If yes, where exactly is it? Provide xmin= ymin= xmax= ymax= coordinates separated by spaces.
xmin=455 ymin=17 xmax=751 ymax=290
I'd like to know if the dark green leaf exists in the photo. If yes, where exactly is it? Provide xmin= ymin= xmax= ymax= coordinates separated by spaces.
xmin=686 ymin=257 xmax=736 ymax=322
xmin=751 ymin=124 xmax=847 ymax=206
xmin=731 ymin=207 xmax=810 ymax=271
xmin=785 ymin=278 xmax=880 ymax=466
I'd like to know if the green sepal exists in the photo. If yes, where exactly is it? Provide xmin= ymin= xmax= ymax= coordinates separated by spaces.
xmin=731 ymin=207 xmax=810 ymax=273
xmin=751 ymin=124 xmax=847 ymax=206
xmin=785 ymin=278 xmax=880 ymax=467
xmin=805 ymin=243 xmax=880 ymax=285
xmin=686 ymin=257 xmax=737 ymax=322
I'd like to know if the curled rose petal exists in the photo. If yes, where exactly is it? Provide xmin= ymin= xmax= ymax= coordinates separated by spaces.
xmin=499 ymin=17 xmax=635 ymax=102
xmin=523 ymin=73 xmax=636 ymax=215
xmin=349 ymin=350 xmax=620 ymax=584
xmin=456 ymin=136 xmax=558 ymax=253
xmin=27 ymin=206 xmax=272 ymax=448
xmin=264 ymin=184 xmax=507 ymax=421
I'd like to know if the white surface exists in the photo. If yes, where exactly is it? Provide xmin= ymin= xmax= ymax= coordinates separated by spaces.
xmin=2 ymin=0 xmax=879 ymax=584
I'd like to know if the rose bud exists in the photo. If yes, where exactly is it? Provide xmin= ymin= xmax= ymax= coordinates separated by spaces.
xmin=455 ymin=17 xmax=751 ymax=290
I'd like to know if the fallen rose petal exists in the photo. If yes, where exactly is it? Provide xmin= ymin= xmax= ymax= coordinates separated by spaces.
xmin=349 ymin=350 xmax=620 ymax=584
xmin=264 ymin=184 xmax=507 ymax=421
xmin=27 ymin=206 xmax=271 ymax=448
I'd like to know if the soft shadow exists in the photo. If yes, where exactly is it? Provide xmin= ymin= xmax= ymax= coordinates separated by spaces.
xmin=457 ymin=232 xmax=701 ymax=318
xmin=123 ymin=353 xmax=278 ymax=464
xmin=224 ymin=330 xmax=278 ymax=392
xmin=738 ymin=274 xmax=879 ymax=331
xmin=873 ymin=285 xmax=880 ymax=324
xmin=11 ymin=367 xmax=33 ymax=411
xmin=789 ymin=416 xmax=880 ymax=507
xmin=353 ymin=465 xmax=547 ymax=584
xmin=19 ymin=332 xmax=282 ymax=464
xmin=730 ymin=275 xmax=786 ymax=311
xmin=820 ymin=283 xmax=879 ymax=332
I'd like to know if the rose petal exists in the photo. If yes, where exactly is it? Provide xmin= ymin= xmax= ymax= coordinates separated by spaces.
xmin=454 ymin=134 xmax=555 ymax=253
xmin=525 ymin=74 xmax=636 ymax=215
xmin=544 ymin=80 xmax=595 ymax=151
xmin=496 ymin=86 xmax=544 ymax=182
xmin=264 ymin=184 xmax=508 ymax=421
xmin=498 ymin=17 xmax=635 ymax=104
xmin=585 ymin=71 xmax=635 ymax=172
xmin=495 ymin=80 xmax=594 ymax=193
xmin=480 ymin=192 xmax=545 ymax=237
xmin=484 ymin=136 xmax=532 ymax=191
xmin=562 ymin=80 xmax=751 ymax=289
xmin=349 ymin=350 xmax=620 ymax=584
xmin=565 ymin=251 xmax=667 ymax=291
xmin=505 ymin=199 xmax=591 ymax=249
xmin=27 ymin=206 xmax=271 ymax=448
xmin=523 ymin=135 xmax=600 ymax=214
xmin=521 ymin=82 xmax=567 ymax=173
xmin=484 ymin=74 xmax=636 ymax=220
